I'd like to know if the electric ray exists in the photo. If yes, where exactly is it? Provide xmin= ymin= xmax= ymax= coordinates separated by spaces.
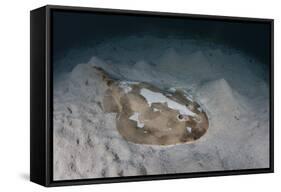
xmin=95 ymin=66 xmax=209 ymax=145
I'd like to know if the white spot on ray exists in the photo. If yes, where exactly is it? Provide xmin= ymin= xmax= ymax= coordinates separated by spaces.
xmin=140 ymin=88 xmax=196 ymax=117
xmin=153 ymin=108 xmax=161 ymax=112
xmin=129 ymin=112 xmax=144 ymax=128
xmin=186 ymin=127 xmax=192 ymax=133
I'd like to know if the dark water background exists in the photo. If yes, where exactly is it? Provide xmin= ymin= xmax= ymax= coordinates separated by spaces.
xmin=52 ymin=10 xmax=271 ymax=76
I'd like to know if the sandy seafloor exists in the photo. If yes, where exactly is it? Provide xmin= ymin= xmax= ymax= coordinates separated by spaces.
xmin=53 ymin=36 xmax=270 ymax=180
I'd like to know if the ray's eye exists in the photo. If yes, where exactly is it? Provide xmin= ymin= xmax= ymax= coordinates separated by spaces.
xmin=178 ymin=114 xmax=183 ymax=120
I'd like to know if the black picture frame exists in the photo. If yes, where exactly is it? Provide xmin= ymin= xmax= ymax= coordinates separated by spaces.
xmin=30 ymin=5 xmax=274 ymax=187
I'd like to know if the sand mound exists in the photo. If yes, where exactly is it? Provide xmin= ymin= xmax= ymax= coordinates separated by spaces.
xmin=196 ymin=78 xmax=249 ymax=137
xmin=198 ymin=78 xmax=241 ymax=113
xmin=158 ymin=50 xmax=214 ymax=82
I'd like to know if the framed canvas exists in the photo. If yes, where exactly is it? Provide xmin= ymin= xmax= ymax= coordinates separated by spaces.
xmin=30 ymin=5 xmax=274 ymax=187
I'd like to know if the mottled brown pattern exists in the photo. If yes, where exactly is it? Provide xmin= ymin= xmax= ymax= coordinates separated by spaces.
xmin=95 ymin=67 xmax=209 ymax=145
